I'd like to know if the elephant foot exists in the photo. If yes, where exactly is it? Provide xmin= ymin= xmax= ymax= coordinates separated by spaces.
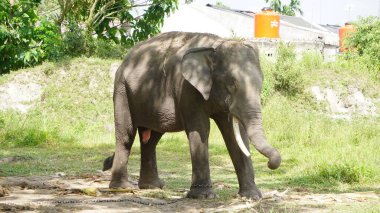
xmin=238 ymin=188 xmax=262 ymax=201
xmin=187 ymin=187 xmax=217 ymax=199
xmin=138 ymin=178 xmax=165 ymax=189
xmin=109 ymin=180 xmax=137 ymax=189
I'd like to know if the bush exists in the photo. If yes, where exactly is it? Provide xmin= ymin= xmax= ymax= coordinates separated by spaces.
xmin=0 ymin=111 xmax=74 ymax=147
xmin=0 ymin=1 xmax=65 ymax=73
xmin=0 ymin=1 xmax=43 ymax=73
xmin=35 ymin=18 xmax=65 ymax=61
xmin=346 ymin=16 xmax=380 ymax=79
xmin=94 ymin=39 xmax=127 ymax=59
xmin=260 ymin=43 xmax=306 ymax=103
xmin=260 ymin=56 xmax=275 ymax=103
xmin=62 ymin=21 xmax=88 ymax=57
xmin=273 ymin=43 xmax=305 ymax=96
xmin=301 ymin=51 xmax=323 ymax=70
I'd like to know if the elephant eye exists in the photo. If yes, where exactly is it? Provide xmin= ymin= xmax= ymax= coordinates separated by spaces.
xmin=226 ymin=79 xmax=238 ymax=93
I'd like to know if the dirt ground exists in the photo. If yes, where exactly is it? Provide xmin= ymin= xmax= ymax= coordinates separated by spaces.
xmin=0 ymin=172 xmax=379 ymax=213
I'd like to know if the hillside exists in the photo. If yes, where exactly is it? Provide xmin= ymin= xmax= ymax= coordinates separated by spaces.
xmin=0 ymin=56 xmax=379 ymax=212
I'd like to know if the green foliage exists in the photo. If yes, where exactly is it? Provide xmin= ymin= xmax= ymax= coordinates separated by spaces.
xmin=315 ymin=163 xmax=375 ymax=184
xmin=0 ymin=0 xmax=42 ymax=73
xmin=259 ymin=56 xmax=275 ymax=103
xmin=0 ymin=111 xmax=74 ymax=147
xmin=55 ymin=0 xmax=178 ymax=47
xmin=345 ymin=16 xmax=380 ymax=79
xmin=0 ymin=0 xmax=65 ymax=73
xmin=93 ymin=39 xmax=127 ymax=59
xmin=273 ymin=43 xmax=304 ymax=95
xmin=125 ymin=0 xmax=178 ymax=46
xmin=0 ymin=58 xmax=116 ymax=148
xmin=263 ymin=94 xmax=380 ymax=189
xmin=35 ymin=18 xmax=65 ymax=60
xmin=264 ymin=0 xmax=303 ymax=16
xmin=300 ymin=51 xmax=323 ymax=71
xmin=0 ymin=0 xmax=178 ymax=73
xmin=290 ymin=162 xmax=376 ymax=186
xmin=62 ymin=20 xmax=87 ymax=57
xmin=261 ymin=43 xmax=308 ymax=103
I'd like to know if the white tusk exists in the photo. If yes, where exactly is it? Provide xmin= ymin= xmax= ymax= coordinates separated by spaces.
xmin=232 ymin=116 xmax=251 ymax=157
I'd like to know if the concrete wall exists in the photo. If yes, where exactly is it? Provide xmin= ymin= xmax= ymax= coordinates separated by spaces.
xmin=252 ymin=40 xmax=338 ymax=62
xmin=161 ymin=4 xmax=253 ymax=38
xmin=161 ymin=3 xmax=339 ymax=61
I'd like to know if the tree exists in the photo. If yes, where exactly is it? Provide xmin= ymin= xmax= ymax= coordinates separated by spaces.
xmin=0 ymin=0 xmax=179 ymax=73
xmin=48 ymin=0 xmax=178 ymax=46
xmin=264 ymin=0 xmax=303 ymax=16
xmin=346 ymin=16 xmax=380 ymax=78
xmin=0 ymin=0 xmax=60 ymax=73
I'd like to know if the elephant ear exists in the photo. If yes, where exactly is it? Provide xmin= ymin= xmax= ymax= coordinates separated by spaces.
xmin=181 ymin=48 xmax=215 ymax=100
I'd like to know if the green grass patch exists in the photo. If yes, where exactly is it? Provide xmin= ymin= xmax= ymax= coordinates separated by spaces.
xmin=314 ymin=163 xmax=375 ymax=184
xmin=0 ymin=144 xmax=114 ymax=176
xmin=0 ymin=58 xmax=118 ymax=148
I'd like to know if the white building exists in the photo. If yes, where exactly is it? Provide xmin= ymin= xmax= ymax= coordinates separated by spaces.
xmin=161 ymin=3 xmax=339 ymax=60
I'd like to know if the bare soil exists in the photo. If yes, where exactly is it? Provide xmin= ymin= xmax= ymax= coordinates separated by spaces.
xmin=0 ymin=173 xmax=378 ymax=213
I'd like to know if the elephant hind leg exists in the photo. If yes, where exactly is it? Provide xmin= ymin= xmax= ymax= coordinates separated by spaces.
xmin=109 ymin=83 xmax=137 ymax=189
xmin=138 ymin=129 xmax=164 ymax=189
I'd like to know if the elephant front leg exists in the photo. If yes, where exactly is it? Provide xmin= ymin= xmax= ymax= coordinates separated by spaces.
xmin=214 ymin=114 xmax=262 ymax=200
xmin=184 ymin=116 xmax=216 ymax=199
xmin=138 ymin=129 xmax=165 ymax=189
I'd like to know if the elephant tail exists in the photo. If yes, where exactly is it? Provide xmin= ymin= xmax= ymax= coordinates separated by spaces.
xmin=102 ymin=153 xmax=115 ymax=171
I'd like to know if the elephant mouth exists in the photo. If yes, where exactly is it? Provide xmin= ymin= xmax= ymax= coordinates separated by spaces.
xmin=231 ymin=115 xmax=251 ymax=157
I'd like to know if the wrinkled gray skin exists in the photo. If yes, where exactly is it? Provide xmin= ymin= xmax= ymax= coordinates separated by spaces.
xmin=104 ymin=32 xmax=281 ymax=200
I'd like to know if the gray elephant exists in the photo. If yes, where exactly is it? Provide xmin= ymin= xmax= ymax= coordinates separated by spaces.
xmin=103 ymin=31 xmax=281 ymax=200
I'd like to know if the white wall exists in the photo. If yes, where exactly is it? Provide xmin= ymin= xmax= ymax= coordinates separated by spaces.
xmin=162 ymin=4 xmax=338 ymax=46
xmin=162 ymin=4 xmax=254 ymax=39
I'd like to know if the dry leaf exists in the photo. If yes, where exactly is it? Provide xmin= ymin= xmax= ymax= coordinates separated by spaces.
xmin=81 ymin=187 xmax=101 ymax=196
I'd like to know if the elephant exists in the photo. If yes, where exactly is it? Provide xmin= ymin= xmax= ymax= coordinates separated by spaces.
xmin=103 ymin=31 xmax=281 ymax=200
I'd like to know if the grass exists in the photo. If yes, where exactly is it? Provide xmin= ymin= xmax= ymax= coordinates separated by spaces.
xmin=0 ymin=57 xmax=117 ymax=147
xmin=0 ymin=54 xmax=379 ymax=211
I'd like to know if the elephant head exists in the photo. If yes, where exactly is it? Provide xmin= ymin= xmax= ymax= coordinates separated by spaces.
xmin=181 ymin=40 xmax=281 ymax=170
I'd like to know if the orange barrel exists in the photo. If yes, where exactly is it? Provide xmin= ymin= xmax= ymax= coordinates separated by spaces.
xmin=254 ymin=7 xmax=280 ymax=38
xmin=339 ymin=22 xmax=355 ymax=52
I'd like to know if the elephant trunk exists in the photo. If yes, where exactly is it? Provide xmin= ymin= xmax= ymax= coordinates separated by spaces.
xmin=233 ymin=113 xmax=281 ymax=170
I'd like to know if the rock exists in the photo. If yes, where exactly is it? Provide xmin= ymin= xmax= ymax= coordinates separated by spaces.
xmin=0 ymin=79 xmax=43 ymax=113
xmin=311 ymin=86 xmax=324 ymax=102
xmin=52 ymin=172 xmax=66 ymax=178
xmin=325 ymin=88 xmax=349 ymax=114
xmin=346 ymin=87 xmax=377 ymax=116
xmin=310 ymin=85 xmax=378 ymax=119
